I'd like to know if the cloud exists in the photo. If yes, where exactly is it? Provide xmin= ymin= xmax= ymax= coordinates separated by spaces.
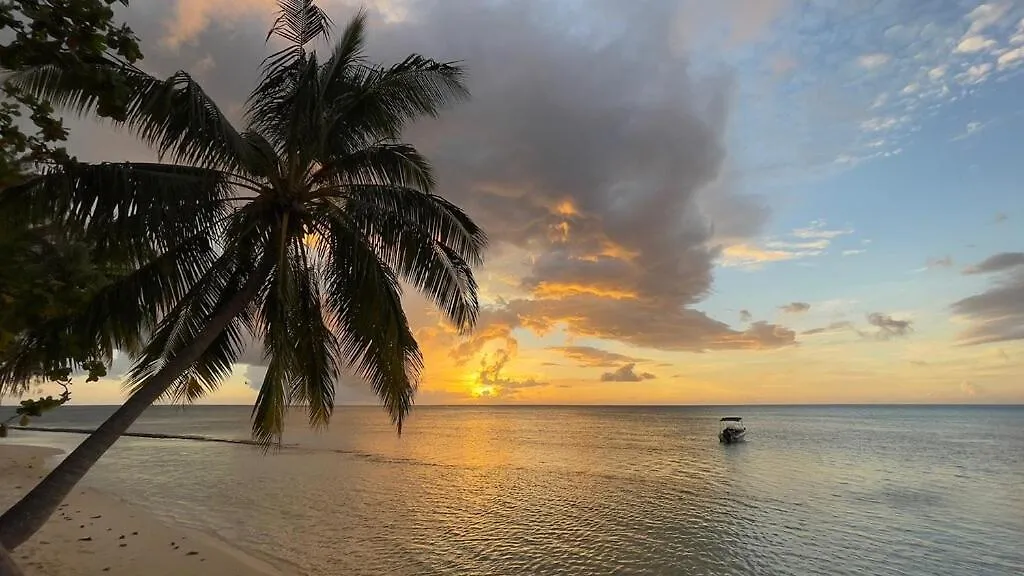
xmin=927 ymin=66 xmax=947 ymax=81
xmin=963 ymin=252 xmax=1024 ymax=275
xmin=960 ymin=380 xmax=984 ymax=398
xmin=997 ymin=46 xmax=1024 ymax=69
xmin=964 ymin=2 xmax=1011 ymax=35
xmin=739 ymin=309 xmax=753 ymax=322
xmin=720 ymin=220 xmax=853 ymax=268
xmin=804 ymin=313 xmax=912 ymax=340
xmin=866 ymin=312 xmax=913 ymax=340
xmin=475 ymin=347 xmax=546 ymax=397
xmin=927 ymin=255 xmax=954 ymax=269
xmin=952 ymin=270 xmax=1024 ymax=345
xmin=953 ymin=253 xmax=1024 ymax=345
xmin=549 ymin=346 xmax=645 ymax=368
xmin=856 ymin=53 xmax=891 ymax=69
xmin=956 ymin=63 xmax=994 ymax=85
xmin=159 ymin=0 xmax=276 ymax=50
xmin=951 ymin=121 xmax=987 ymax=141
xmin=801 ymin=321 xmax=854 ymax=336
xmin=842 ymin=249 xmax=865 ymax=256
xmin=344 ymin=0 xmax=798 ymax=356
xmin=954 ymin=35 xmax=997 ymax=53
xmin=600 ymin=363 xmax=656 ymax=382
xmin=860 ymin=116 xmax=904 ymax=132
xmin=779 ymin=302 xmax=810 ymax=314
xmin=993 ymin=212 xmax=1008 ymax=224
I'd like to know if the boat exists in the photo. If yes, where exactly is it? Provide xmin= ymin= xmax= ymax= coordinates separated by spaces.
xmin=718 ymin=417 xmax=746 ymax=444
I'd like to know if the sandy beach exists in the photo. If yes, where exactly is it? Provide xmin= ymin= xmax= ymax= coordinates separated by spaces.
xmin=1 ymin=444 xmax=285 ymax=576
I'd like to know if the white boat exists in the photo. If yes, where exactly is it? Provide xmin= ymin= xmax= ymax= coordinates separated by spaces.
xmin=718 ymin=417 xmax=746 ymax=444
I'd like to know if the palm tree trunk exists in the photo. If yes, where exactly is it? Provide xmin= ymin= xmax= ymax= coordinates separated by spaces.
xmin=0 ymin=269 xmax=266 ymax=552
xmin=0 ymin=545 xmax=25 ymax=576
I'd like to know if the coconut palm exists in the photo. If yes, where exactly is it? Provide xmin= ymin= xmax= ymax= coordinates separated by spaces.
xmin=0 ymin=0 xmax=483 ymax=552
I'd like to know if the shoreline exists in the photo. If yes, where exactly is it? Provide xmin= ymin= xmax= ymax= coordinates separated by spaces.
xmin=0 ymin=443 xmax=290 ymax=576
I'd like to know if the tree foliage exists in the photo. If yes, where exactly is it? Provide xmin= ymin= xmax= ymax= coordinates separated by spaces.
xmin=0 ymin=0 xmax=140 ymax=404
xmin=2 ymin=0 xmax=484 ymax=444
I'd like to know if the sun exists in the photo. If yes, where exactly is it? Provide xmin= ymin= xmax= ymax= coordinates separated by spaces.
xmin=470 ymin=385 xmax=496 ymax=398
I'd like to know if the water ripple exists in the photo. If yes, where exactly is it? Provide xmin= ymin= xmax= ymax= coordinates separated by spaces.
xmin=21 ymin=405 xmax=1024 ymax=576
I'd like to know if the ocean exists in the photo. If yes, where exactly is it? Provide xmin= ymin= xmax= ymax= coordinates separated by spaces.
xmin=6 ymin=405 xmax=1023 ymax=575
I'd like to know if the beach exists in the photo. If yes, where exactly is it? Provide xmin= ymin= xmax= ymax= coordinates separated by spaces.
xmin=1 ymin=444 xmax=285 ymax=576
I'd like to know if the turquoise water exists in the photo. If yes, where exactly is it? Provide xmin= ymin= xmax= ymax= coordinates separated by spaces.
xmin=7 ymin=405 xmax=1024 ymax=575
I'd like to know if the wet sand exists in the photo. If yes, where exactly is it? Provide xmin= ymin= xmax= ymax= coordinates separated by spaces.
xmin=1 ymin=444 xmax=286 ymax=576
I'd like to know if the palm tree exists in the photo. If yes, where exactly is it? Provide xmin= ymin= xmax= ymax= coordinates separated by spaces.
xmin=0 ymin=0 xmax=484 ymax=553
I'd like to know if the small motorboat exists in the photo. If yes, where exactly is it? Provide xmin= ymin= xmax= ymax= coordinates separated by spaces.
xmin=718 ymin=417 xmax=746 ymax=444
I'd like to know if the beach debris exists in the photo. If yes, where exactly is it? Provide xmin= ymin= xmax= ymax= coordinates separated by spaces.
xmin=119 ymin=543 xmax=127 ymax=548
xmin=77 ymin=537 xmax=91 ymax=542
xmin=90 ymin=514 xmax=102 ymax=519
xmin=186 ymin=551 xmax=198 ymax=556
xmin=118 ymin=535 xmax=124 ymax=540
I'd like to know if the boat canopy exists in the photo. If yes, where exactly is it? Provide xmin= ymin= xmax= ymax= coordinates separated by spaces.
xmin=719 ymin=417 xmax=743 ymax=422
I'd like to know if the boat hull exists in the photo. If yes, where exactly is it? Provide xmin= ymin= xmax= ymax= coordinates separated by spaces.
xmin=719 ymin=429 xmax=746 ymax=444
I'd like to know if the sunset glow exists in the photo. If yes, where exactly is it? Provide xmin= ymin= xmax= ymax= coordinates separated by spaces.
xmin=28 ymin=0 xmax=1024 ymax=407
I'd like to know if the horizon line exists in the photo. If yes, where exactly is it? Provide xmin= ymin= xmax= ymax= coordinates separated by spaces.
xmin=42 ymin=402 xmax=1024 ymax=408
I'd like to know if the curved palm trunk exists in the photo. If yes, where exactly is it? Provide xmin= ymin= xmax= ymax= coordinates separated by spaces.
xmin=0 ymin=270 xmax=266 ymax=552
xmin=0 ymin=545 xmax=25 ymax=576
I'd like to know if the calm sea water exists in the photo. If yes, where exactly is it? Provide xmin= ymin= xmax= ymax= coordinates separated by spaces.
xmin=6 ymin=405 xmax=1023 ymax=575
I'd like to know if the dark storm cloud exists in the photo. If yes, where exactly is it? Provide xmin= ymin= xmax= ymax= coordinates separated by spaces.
xmin=66 ymin=0 xmax=795 ymax=360
xmin=600 ymin=364 xmax=656 ymax=382
xmin=359 ymin=0 xmax=794 ymax=353
xmin=962 ymin=252 xmax=1024 ymax=275
xmin=549 ymin=346 xmax=646 ymax=368
xmin=779 ymin=302 xmax=810 ymax=313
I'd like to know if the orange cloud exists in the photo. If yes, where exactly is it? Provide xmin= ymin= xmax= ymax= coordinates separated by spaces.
xmin=531 ymin=282 xmax=638 ymax=300
xmin=720 ymin=243 xmax=802 ymax=266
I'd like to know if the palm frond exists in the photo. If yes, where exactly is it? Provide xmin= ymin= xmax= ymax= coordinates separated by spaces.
xmin=316 ymin=205 xmax=421 ymax=432
xmin=320 ymin=55 xmax=468 ymax=147
xmin=327 ymin=198 xmax=480 ymax=332
xmin=246 ymin=48 xmax=312 ymax=158
xmin=0 ymin=162 xmax=234 ymax=263
xmin=310 ymin=143 xmax=435 ymax=193
xmin=125 ymin=242 xmax=267 ymax=401
xmin=330 ymin=184 xmax=487 ymax=266
xmin=267 ymin=0 xmax=333 ymax=46
xmin=251 ymin=354 xmax=288 ymax=450
xmin=250 ymin=234 xmax=301 ymax=447
xmin=289 ymin=242 xmax=342 ymax=427
xmin=11 ymin=65 xmax=249 ymax=172
xmin=250 ymin=235 xmax=342 ymax=443
xmin=248 ymin=0 xmax=333 ymax=155
xmin=316 ymin=11 xmax=367 ymax=98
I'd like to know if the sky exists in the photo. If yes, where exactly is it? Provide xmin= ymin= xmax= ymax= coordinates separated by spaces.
xmin=19 ymin=0 xmax=1024 ymax=406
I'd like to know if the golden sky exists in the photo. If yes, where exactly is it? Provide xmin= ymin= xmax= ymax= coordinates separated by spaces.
xmin=10 ymin=0 xmax=1024 ymax=407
